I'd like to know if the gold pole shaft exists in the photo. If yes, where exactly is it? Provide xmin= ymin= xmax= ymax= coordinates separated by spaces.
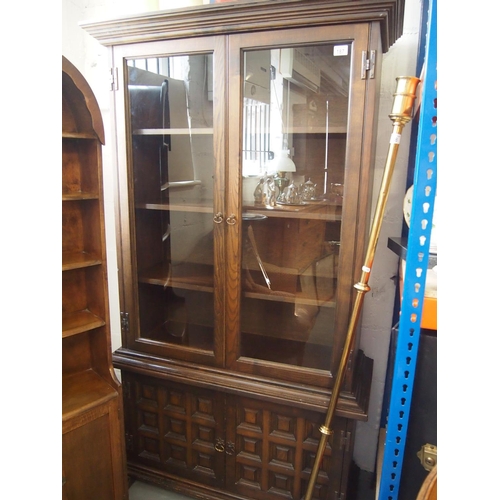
xmin=304 ymin=76 xmax=420 ymax=500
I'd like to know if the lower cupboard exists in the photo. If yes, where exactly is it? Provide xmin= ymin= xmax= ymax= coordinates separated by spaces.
xmin=121 ymin=371 xmax=356 ymax=500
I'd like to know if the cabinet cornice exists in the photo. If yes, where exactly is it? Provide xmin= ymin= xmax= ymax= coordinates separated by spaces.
xmin=81 ymin=0 xmax=404 ymax=52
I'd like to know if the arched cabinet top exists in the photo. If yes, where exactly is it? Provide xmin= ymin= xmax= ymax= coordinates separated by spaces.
xmin=62 ymin=56 xmax=105 ymax=144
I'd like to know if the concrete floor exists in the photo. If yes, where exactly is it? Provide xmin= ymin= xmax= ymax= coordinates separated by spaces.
xmin=128 ymin=470 xmax=376 ymax=500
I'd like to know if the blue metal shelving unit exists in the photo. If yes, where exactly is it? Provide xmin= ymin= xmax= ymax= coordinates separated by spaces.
xmin=378 ymin=0 xmax=437 ymax=498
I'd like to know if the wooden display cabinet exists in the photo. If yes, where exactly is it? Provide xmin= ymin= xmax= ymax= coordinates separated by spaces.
xmin=82 ymin=1 xmax=405 ymax=498
xmin=62 ymin=56 xmax=128 ymax=500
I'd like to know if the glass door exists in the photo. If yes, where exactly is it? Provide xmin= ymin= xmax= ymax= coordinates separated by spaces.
xmin=114 ymin=37 xmax=225 ymax=366
xmin=227 ymin=24 xmax=371 ymax=384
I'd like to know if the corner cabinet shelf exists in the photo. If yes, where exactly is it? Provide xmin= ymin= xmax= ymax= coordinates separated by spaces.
xmin=62 ymin=56 xmax=128 ymax=500
xmin=82 ymin=2 xmax=405 ymax=499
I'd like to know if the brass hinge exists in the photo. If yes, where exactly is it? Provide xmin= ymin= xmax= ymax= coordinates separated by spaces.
xmin=110 ymin=67 xmax=118 ymax=91
xmin=417 ymin=443 xmax=437 ymax=471
xmin=361 ymin=50 xmax=376 ymax=80
xmin=339 ymin=430 xmax=351 ymax=452
xmin=121 ymin=312 xmax=129 ymax=333
xmin=347 ymin=350 xmax=353 ymax=371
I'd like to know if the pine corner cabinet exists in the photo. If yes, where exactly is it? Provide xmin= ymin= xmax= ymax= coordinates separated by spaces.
xmin=82 ymin=1 xmax=405 ymax=498
xmin=62 ymin=56 xmax=128 ymax=500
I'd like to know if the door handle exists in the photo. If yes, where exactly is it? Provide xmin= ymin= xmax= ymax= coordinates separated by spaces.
xmin=214 ymin=438 xmax=235 ymax=455
xmin=225 ymin=441 xmax=235 ymax=456
xmin=215 ymin=438 xmax=225 ymax=452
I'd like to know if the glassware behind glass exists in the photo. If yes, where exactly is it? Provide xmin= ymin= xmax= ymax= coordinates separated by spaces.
xmin=240 ymin=44 xmax=351 ymax=370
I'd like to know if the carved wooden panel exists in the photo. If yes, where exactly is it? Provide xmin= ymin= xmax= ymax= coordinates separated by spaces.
xmin=226 ymin=396 xmax=348 ymax=500
xmin=122 ymin=372 xmax=352 ymax=499
xmin=123 ymin=372 xmax=225 ymax=487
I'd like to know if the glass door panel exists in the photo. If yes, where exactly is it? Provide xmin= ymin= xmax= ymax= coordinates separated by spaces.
xmin=240 ymin=43 xmax=351 ymax=371
xmin=126 ymin=53 xmax=216 ymax=353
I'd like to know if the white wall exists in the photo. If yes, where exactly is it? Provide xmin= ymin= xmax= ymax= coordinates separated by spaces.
xmin=62 ymin=0 xmax=422 ymax=473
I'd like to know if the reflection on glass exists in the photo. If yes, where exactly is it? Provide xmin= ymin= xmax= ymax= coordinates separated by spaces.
xmin=240 ymin=44 xmax=351 ymax=370
xmin=127 ymin=54 xmax=215 ymax=351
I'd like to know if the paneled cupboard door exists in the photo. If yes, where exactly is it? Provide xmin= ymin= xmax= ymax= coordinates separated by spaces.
xmin=122 ymin=371 xmax=351 ymax=499
xmin=226 ymin=24 xmax=372 ymax=386
xmin=113 ymin=37 xmax=227 ymax=366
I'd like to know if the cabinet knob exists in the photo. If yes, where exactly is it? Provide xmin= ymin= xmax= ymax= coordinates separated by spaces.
xmin=226 ymin=214 xmax=237 ymax=225
xmin=213 ymin=212 xmax=224 ymax=224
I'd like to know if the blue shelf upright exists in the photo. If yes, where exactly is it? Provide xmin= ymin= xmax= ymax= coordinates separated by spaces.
xmin=378 ymin=0 xmax=437 ymax=498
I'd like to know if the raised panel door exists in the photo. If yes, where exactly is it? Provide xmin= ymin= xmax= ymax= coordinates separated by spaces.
xmin=122 ymin=372 xmax=350 ymax=499
xmin=225 ymin=395 xmax=349 ymax=500
xmin=123 ymin=372 xmax=226 ymax=488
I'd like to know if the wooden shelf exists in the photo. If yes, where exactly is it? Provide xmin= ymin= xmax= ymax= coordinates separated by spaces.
xmin=135 ymin=200 xmax=341 ymax=220
xmin=135 ymin=126 xmax=344 ymax=135
xmin=63 ymin=131 xmax=97 ymax=140
xmin=62 ymin=309 xmax=106 ymax=338
xmin=133 ymin=127 xmax=213 ymax=135
xmin=62 ymin=251 xmax=102 ymax=271
xmin=62 ymin=192 xmax=99 ymax=201
xmin=286 ymin=126 xmax=347 ymax=134
xmin=139 ymin=260 xmax=336 ymax=308
xmin=62 ymin=369 xmax=117 ymax=422
xmin=161 ymin=180 xmax=202 ymax=190
xmin=244 ymin=203 xmax=342 ymax=221
xmin=139 ymin=262 xmax=214 ymax=292
xmin=243 ymin=289 xmax=335 ymax=308
xmin=136 ymin=201 xmax=213 ymax=213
